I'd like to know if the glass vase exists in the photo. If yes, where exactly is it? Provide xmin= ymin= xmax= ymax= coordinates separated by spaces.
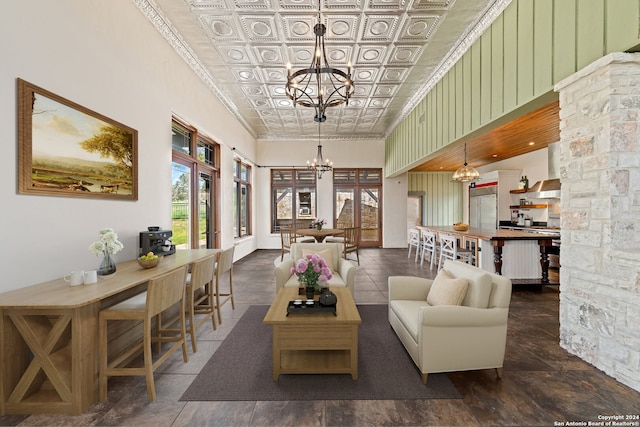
xmin=316 ymin=224 xmax=323 ymax=231
xmin=305 ymin=285 xmax=315 ymax=300
xmin=98 ymin=252 xmax=116 ymax=276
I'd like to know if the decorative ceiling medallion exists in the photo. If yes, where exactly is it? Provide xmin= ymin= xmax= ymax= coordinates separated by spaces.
xmin=355 ymin=46 xmax=388 ymax=65
xmin=398 ymin=15 xmax=439 ymax=40
xmin=253 ymin=46 xmax=284 ymax=64
xmin=199 ymin=15 xmax=241 ymax=41
xmin=324 ymin=15 xmax=359 ymax=40
xmin=387 ymin=45 xmax=423 ymax=64
xmin=239 ymin=15 xmax=279 ymax=41
xmin=361 ymin=15 xmax=400 ymax=41
xmin=282 ymin=16 xmax=316 ymax=40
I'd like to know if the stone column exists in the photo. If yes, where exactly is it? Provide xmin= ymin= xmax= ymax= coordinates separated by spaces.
xmin=554 ymin=52 xmax=640 ymax=392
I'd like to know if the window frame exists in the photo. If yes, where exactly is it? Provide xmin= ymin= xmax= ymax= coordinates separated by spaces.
xmin=233 ymin=158 xmax=252 ymax=238
xmin=171 ymin=116 xmax=220 ymax=249
xmin=270 ymin=169 xmax=317 ymax=233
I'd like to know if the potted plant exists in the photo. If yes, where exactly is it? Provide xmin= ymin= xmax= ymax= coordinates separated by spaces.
xmin=310 ymin=217 xmax=327 ymax=231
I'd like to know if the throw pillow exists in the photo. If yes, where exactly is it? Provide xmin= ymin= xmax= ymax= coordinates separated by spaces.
xmin=301 ymin=248 xmax=335 ymax=272
xmin=427 ymin=269 xmax=469 ymax=306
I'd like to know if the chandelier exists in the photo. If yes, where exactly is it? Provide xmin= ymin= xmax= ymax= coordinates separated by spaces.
xmin=452 ymin=143 xmax=480 ymax=182
xmin=285 ymin=3 xmax=354 ymax=123
xmin=307 ymin=122 xmax=332 ymax=179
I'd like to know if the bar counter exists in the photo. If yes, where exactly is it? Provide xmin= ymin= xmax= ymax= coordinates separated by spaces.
xmin=417 ymin=226 xmax=558 ymax=285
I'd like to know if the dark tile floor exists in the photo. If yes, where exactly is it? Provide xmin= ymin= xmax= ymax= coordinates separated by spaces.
xmin=2 ymin=248 xmax=639 ymax=426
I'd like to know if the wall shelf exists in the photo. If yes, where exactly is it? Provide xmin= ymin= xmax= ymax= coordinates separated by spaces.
xmin=510 ymin=204 xmax=548 ymax=209
xmin=510 ymin=189 xmax=527 ymax=194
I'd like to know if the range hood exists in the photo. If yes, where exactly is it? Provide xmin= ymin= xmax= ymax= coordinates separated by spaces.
xmin=527 ymin=178 xmax=561 ymax=199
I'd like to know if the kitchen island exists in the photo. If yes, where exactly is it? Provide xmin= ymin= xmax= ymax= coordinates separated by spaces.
xmin=418 ymin=226 xmax=559 ymax=286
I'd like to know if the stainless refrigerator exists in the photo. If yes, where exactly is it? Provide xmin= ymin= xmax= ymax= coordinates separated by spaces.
xmin=469 ymin=186 xmax=498 ymax=230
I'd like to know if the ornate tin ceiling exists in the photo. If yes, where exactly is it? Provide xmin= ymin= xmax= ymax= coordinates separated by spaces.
xmin=134 ymin=0 xmax=510 ymax=141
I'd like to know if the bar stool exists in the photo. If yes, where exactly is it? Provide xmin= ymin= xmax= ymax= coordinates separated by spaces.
xmin=438 ymin=234 xmax=474 ymax=270
xmin=215 ymin=246 xmax=235 ymax=324
xmin=99 ymin=266 xmax=189 ymax=401
xmin=185 ymin=253 xmax=217 ymax=353
xmin=408 ymin=228 xmax=421 ymax=260
xmin=418 ymin=229 xmax=437 ymax=269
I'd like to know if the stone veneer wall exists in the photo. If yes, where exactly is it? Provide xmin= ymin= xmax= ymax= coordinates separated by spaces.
xmin=555 ymin=53 xmax=640 ymax=392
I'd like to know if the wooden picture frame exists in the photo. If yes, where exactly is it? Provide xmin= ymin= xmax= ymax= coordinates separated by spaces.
xmin=17 ymin=78 xmax=138 ymax=200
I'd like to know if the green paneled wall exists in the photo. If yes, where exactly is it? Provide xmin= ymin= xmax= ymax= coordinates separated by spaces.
xmin=408 ymin=172 xmax=463 ymax=226
xmin=385 ymin=0 xmax=640 ymax=177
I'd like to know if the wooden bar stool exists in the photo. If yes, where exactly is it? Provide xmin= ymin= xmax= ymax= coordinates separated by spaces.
xmin=185 ymin=254 xmax=217 ymax=353
xmin=418 ymin=229 xmax=437 ymax=269
xmin=408 ymin=228 xmax=420 ymax=260
xmin=215 ymin=246 xmax=235 ymax=324
xmin=98 ymin=266 xmax=189 ymax=402
xmin=438 ymin=234 xmax=474 ymax=270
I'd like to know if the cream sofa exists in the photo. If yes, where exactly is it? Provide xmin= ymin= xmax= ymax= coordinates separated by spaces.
xmin=274 ymin=243 xmax=356 ymax=295
xmin=388 ymin=260 xmax=512 ymax=384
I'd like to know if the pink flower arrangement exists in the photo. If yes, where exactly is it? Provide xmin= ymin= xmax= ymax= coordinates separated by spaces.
xmin=290 ymin=253 xmax=333 ymax=291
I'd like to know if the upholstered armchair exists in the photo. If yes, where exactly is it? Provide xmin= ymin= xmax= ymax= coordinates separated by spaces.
xmin=388 ymin=260 xmax=512 ymax=384
xmin=274 ymin=243 xmax=356 ymax=295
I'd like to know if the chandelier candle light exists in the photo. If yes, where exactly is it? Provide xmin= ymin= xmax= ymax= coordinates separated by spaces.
xmin=285 ymin=2 xmax=355 ymax=123
xmin=307 ymin=121 xmax=333 ymax=179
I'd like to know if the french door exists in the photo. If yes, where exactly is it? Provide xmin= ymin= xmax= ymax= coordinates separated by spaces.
xmin=333 ymin=169 xmax=382 ymax=247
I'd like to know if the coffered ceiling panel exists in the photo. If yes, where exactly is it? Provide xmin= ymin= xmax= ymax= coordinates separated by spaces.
xmin=136 ymin=0 xmax=512 ymax=143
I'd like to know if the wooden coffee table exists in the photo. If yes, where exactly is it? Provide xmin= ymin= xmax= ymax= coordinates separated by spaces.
xmin=263 ymin=287 xmax=361 ymax=380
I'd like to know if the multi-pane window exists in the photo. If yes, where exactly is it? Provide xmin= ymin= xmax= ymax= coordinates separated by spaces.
xmin=233 ymin=159 xmax=251 ymax=238
xmin=271 ymin=169 xmax=317 ymax=233
xmin=171 ymin=118 xmax=219 ymax=250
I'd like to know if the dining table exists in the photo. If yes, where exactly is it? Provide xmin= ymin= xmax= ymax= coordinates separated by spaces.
xmin=296 ymin=228 xmax=345 ymax=243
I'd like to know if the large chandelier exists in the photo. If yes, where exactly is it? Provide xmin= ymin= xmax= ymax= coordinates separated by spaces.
xmin=307 ymin=122 xmax=332 ymax=179
xmin=452 ymin=143 xmax=480 ymax=182
xmin=285 ymin=3 xmax=354 ymax=122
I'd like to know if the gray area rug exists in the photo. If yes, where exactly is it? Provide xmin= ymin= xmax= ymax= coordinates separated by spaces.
xmin=180 ymin=304 xmax=462 ymax=401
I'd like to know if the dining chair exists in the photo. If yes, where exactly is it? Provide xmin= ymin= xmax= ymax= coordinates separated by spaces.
xmin=98 ymin=266 xmax=189 ymax=402
xmin=342 ymin=226 xmax=361 ymax=265
xmin=184 ymin=253 xmax=217 ymax=353
xmin=215 ymin=246 xmax=235 ymax=324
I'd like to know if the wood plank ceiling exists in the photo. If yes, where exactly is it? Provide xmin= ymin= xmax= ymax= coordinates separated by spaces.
xmin=410 ymin=100 xmax=560 ymax=172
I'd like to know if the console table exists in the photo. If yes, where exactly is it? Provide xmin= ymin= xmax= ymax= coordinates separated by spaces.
xmin=0 ymin=249 xmax=218 ymax=416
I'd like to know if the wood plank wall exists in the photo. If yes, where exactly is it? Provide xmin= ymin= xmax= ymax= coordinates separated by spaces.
xmin=408 ymin=172 xmax=463 ymax=226
xmin=385 ymin=0 xmax=640 ymax=177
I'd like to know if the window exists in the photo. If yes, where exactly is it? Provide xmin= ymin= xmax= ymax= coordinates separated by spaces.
xmin=171 ymin=118 xmax=220 ymax=249
xmin=271 ymin=169 xmax=317 ymax=233
xmin=233 ymin=159 xmax=251 ymax=238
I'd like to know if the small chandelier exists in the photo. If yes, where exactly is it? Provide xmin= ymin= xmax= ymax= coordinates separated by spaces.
xmin=285 ymin=2 xmax=354 ymax=123
xmin=307 ymin=122 xmax=332 ymax=179
xmin=452 ymin=143 xmax=480 ymax=182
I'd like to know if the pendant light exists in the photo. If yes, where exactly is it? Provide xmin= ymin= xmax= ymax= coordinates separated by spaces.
xmin=452 ymin=143 xmax=479 ymax=182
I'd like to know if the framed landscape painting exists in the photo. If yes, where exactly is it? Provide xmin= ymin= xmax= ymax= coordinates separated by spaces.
xmin=17 ymin=78 xmax=138 ymax=200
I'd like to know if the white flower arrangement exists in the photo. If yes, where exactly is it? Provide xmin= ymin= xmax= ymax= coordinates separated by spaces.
xmin=310 ymin=217 xmax=327 ymax=228
xmin=88 ymin=228 xmax=124 ymax=256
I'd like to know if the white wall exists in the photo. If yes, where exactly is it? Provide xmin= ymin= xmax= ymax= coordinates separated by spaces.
xmin=0 ymin=0 xmax=256 ymax=293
